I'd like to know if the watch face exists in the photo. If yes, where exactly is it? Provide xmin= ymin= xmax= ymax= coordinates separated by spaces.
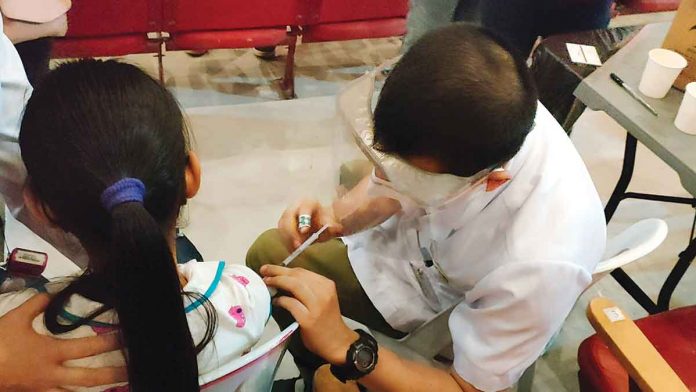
xmin=354 ymin=344 xmax=376 ymax=371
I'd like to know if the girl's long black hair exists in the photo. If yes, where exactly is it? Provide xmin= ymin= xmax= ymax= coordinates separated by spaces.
xmin=19 ymin=59 xmax=212 ymax=391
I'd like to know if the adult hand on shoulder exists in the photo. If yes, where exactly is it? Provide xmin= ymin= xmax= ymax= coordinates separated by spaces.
xmin=0 ymin=294 xmax=127 ymax=392
xmin=260 ymin=265 xmax=358 ymax=365
xmin=278 ymin=199 xmax=343 ymax=250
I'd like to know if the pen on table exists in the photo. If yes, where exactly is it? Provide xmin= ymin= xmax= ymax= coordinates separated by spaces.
xmin=610 ymin=73 xmax=658 ymax=117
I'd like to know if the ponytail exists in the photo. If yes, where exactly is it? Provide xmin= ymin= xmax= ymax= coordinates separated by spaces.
xmin=106 ymin=201 xmax=199 ymax=391
xmin=44 ymin=178 xmax=200 ymax=391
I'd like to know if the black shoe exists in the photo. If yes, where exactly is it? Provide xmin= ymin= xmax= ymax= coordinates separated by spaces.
xmin=272 ymin=376 xmax=306 ymax=392
xmin=254 ymin=46 xmax=277 ymax=60
xmin=186 ymin=50 xmax=209 ymax=58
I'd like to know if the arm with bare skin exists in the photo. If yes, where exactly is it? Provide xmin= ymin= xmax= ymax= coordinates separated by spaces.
xmin=260 ymin=265 xmax=503 ymax=392
xmin=278 ymin=175 xmax=401 ymax=250
xmin=0 ymin=294 xmax=127 ymax=392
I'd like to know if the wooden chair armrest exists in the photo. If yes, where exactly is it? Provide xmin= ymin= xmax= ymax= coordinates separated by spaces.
xmin=586 ymin=297 xmax=688 ymax=392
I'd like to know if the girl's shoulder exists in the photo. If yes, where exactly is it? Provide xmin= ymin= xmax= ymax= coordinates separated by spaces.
xmin=179 ymin=260 xmax=270 ymax=318
xmin=178 ymin=260 xmax=264 ymax=293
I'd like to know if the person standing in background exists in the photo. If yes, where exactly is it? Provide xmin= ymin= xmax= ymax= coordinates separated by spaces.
xmin=455 ymin=0 xmax=615 ymax=57
xmin=402 ymin=0 xmax=459 ymax=50
xmin=404 ymin=0 xmax=615 ymax=57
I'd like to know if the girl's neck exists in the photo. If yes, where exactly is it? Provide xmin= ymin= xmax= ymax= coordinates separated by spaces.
xmin=86 ymin=227 xmax=188 ymax=288
xmin=167 ymin=228 xmax=189 ymax=287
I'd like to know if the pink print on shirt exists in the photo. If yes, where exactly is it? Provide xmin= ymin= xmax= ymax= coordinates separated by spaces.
xmin=232 ymin=275 xmax=250 ymax=286
xmin=229 ymin=305 xmax=246 ymax=328
xmin=91 ymin=325 xmax=118 ymax=335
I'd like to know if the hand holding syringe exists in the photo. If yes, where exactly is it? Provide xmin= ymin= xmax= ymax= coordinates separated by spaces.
xmin=268 ymin=177 xmax=403 ymax=293
xmin=277 ymin=175 xmax=402 ymax=264
xmin=280 ymin=223 xmax=330 ymax=266
xmin=269 ymin=219 xmax=330 ymax=297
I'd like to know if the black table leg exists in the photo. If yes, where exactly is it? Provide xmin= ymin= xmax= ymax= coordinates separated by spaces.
xmin=657 ymin=237 xmax=696 ymax=310
xmin=603 ymin=134 xmax=660 ymax=313
xmin=602 ymin=133 xmax=696 ymax=314
xmin=605 ymin=134 xmax=637 ymax=223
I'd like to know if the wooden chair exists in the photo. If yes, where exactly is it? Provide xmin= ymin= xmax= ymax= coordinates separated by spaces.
xmin=580 ymin=297 xmax=693 ymax=391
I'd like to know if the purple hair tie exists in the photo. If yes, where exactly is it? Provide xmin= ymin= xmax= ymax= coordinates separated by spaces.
xmin=100 ymin=178 xmax=146 ymax=212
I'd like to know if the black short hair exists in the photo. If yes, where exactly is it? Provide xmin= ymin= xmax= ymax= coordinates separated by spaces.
xmin=373 ymin=23 xmax=538 ymax=176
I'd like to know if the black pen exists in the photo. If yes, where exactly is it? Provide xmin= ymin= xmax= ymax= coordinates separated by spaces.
xmin=610 ymin=73 xmax=659 ymax=116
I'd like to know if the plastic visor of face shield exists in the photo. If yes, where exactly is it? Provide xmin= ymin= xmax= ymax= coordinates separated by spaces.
xmin=336 ymin=60 xmax=491 ymax=208
xmin=367 ymin=165 xmax=491 ymax=209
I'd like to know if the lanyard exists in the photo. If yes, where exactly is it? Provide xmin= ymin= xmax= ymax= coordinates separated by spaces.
xmin=416 ymin=225 xmax=451 ymax=282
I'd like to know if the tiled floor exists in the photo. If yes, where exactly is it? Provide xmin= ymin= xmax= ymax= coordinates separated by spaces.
xmin=54 ymin=15 xmax=694 ymax=390
xmin=121 ymin=37 xmax=402 ymax=108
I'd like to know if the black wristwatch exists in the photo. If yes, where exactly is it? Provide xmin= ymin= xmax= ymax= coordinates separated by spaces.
xmin=330 ymin=329 xmax=379 ymax=383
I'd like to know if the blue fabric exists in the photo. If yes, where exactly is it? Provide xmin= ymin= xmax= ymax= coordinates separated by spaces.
xmin=403 ymin=0 xmax=459 ymax=51
xmin=100 ymin=178 xmax=146 ymax=212
xmin=59 ymin=309 xmax=117 ymax=328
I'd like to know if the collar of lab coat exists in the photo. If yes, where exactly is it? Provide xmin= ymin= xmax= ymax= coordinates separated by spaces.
xmin=415 ymin=120 xmax=539 ymax=242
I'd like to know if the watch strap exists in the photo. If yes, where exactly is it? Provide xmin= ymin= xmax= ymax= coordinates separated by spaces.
xmin=329 ymin=329 xmax=378 ymax=383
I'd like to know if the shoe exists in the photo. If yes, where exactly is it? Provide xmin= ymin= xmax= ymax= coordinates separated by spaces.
xmin=254 ymin=46 xmax=277 ymax=60
xmin=186 ymin=50 xmax=208 ymax=58
xmin=312 ymin=365 xmax=360 ymax=392
xmin=272 ymin=377 xmax=304 ymax=392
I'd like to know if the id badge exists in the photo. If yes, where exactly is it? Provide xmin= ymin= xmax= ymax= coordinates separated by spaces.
xmin=409 ymin=261 xmax=441 ymax=311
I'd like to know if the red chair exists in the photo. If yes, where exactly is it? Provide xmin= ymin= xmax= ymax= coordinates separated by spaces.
xmin=52 ymin=1 xmax=410 ymax=98
xmin=300 ymin=0 xmax=409 ymax=43
xmin=164 ymin=0 xmax=304 ymax=98
xmin=578 ymin=298 xmax=696 ymax=391
xmin=52 ymin=0 xmax=163 ymax=59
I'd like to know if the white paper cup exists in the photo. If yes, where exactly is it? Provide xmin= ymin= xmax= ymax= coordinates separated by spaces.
xmin=639 ymin=49 xmax=687 ymax=99
xmin=675 ymin=82 xmax=696 ymax=135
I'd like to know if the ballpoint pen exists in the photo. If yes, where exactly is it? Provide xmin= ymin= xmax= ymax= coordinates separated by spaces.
xmin=610 ymin=73 xmax=659 ymax=116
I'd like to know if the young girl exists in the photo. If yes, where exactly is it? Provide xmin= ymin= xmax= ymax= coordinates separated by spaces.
xmin=0 ymin=59 xmax=271 ymax=391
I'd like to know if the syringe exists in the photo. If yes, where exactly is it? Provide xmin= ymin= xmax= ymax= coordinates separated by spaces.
xmin=281 ymin=224 xmax=330 ymax=266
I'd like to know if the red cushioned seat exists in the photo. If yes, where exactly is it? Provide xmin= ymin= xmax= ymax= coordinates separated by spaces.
xmin=164 ymin=0 xmax=301 ymax=51
xmin=301 ymin=0 xmax=408 ymax=43
xmin=51 ymin=0 xmax=407 ymax=97
xmin=163 ymin=0 xmax=303 ymax=98
xmin=619 ymin=0 xmax=681 ymax=14
xmin=52 ymin=0 xmax=161 ymax=58
xmin=578 ymin=305 xmax=696 ymax=391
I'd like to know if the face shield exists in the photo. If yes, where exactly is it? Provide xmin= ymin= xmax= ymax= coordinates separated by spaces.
xmin=334 ymin=60 xmax=496 ymax=217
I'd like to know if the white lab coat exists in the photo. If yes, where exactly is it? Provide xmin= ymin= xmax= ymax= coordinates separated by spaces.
xmin=343 ymin=104 xmax=606 ymax=391
xmin=0 ymin=15 xmax=87 ymax=266
xmin=0 ymin=15 xmax=30 ymax=214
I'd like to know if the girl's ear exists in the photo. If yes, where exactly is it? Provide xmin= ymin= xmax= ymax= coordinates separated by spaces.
xmin=23 ymin=181 xmax=57 ymax=227
xmin=184 ymin=152 xmax=202 ymax=199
